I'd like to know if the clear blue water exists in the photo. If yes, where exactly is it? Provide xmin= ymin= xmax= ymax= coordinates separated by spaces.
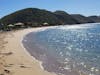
xmin=23 ymin=23 xmax=100 ymax=75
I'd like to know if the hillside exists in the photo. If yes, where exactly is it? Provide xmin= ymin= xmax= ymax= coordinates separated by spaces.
xmin=88 ymin=16 xmax=100 ymax=22
xmin=71 ymin=14 xmax=94 ymax=23
xmin=54 ymin=11 xmax=79 ymax=24
xmin=0 ymin=8 xmax=62 ymax=26
xmin=0 ymin=8 xmax=100 ymax=31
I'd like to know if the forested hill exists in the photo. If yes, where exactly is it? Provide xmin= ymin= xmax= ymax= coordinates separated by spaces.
xmin=0 ymin=8 xmax=100 ymax=29
xmin=0 ymin=8 xmax=61 ymax=26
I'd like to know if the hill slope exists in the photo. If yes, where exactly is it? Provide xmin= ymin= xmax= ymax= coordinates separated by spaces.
xmin=88 ymin=16 xmax=100 ymax=22
xmin=0 ymin=8 xmax=100 ymax=29
xmin=71 ymin=14 xmax=94 ymax=23
xmin=0 ymin=8 xmax=62 ymax=26
xmin=54 ymin=11 xmax=79 ymax=24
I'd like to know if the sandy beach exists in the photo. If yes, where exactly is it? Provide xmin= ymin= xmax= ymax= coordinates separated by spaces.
xmin=0 ymin=27 xmax=56 ymax=75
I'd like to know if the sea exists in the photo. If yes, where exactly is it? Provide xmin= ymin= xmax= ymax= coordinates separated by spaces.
xmin=22 ymin=23 xmax=100 ymax=75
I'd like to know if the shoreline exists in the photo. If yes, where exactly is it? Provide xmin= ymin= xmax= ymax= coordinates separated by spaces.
xmin=0 ymin=27 xmax=56 ymax=75
xmin=20 ymin=28 xmax=46 ymax=71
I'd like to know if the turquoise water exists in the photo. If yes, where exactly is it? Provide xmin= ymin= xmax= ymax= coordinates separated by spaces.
xmin=23 ymin=23 xmax=100 ymax=75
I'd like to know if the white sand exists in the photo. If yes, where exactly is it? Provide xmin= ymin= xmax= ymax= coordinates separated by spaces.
xmin=0 ymin=27 xmax=56 ymax=75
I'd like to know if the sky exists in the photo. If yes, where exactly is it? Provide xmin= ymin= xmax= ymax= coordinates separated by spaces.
xmin=0 ymin=0 xmax=100 ymax=18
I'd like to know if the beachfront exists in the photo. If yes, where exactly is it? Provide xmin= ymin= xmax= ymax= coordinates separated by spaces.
xmin=0 ymin=27 xmax=56 ymax=75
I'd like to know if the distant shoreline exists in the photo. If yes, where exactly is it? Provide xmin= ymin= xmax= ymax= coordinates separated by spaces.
xmin=1 ymin=8 xmax=100 ymax=31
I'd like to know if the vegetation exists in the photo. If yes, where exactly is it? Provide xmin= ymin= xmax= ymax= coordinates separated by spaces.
xmin=88 ymin=16 xmax=100 ymax=22
xmin=0 ymin=8 xmax=100 ymax=31
xmin=71 ymin=14 xmax=95 ymax=23
xmin=0 ymin=8 xmax=61 ymax=26
xmin=54 ymin=11 xmax=79 ymax=24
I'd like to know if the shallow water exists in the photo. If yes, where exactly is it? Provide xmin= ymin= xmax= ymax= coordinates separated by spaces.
xmin=22 ymin=23 xmax=100 ymax=75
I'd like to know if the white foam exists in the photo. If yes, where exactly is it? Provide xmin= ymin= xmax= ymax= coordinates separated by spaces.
xmin=64 ymin=58 xmax=69 ymax=62
xmin=89 ymin=73 xmax=94 ymax=75
xmin=23 ymin=39 xmax=27 ymax=42
xmin=80 ymin=62 xmax=84 ymax=66
xmin=64 ymin=65 xmax=71 ymax=70
xmin=90 ymin=67 xmax=95 ymax=72
xmin=95 ymin=69 xmax=99 ymax=72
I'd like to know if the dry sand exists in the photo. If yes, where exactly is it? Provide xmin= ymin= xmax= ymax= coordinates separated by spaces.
xmin=0 ymin=27 xmax=56 ymax=75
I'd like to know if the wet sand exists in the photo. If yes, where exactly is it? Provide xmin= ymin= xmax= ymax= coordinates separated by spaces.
xmin=0 ymin=27 xmax=56 ymax=75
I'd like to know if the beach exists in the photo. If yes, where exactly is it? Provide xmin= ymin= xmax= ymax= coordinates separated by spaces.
xmin=22 ymin=24 xmax=100 ymax=75
xmin=0 ymin=27 xmax=56 ymax=75
xmin=1 ymin=24 xmax=100 ymax=75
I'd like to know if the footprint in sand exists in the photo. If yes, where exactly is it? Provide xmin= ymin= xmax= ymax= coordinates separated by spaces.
xmin=19 ymin=64 xmax=31 ymax=68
